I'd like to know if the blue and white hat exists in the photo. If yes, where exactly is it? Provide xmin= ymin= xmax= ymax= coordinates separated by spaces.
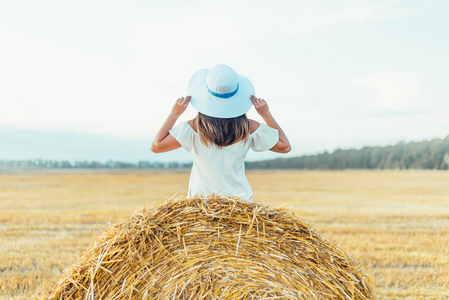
xmin=187 ymin=64 xmax=255 ymax=118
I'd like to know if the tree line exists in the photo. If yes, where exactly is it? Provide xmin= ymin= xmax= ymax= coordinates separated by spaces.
xmin=1 ymin=135 xmax=448 ymax=170
xmin=246 ymin=135 xmax=449 ymax=170
xmin=0 ymin=159 xmax=192 ymax=169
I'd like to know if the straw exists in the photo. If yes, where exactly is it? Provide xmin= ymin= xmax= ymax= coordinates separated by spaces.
xmin=44 ymin=195 xmax=376 ymax=299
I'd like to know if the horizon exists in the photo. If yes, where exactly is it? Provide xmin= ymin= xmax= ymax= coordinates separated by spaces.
xmin=1 ymin=123 xmax=447 ymax=164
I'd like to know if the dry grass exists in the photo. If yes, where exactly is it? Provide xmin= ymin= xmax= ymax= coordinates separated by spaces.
xmin=0 ymin=170 xmax=448 ymax=299
xmin=44 ymin=195 xmax=374 ymax=299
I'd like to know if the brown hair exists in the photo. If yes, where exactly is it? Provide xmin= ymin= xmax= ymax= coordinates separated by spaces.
xmin=197 ymin=113 xmax=250 ymax=148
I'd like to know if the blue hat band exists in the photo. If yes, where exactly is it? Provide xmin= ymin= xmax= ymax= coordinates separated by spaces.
xmin=207 ymin=84 xmax=239 ymax=99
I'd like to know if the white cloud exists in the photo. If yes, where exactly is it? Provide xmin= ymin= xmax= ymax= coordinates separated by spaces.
xmin=0 ymin=0 xmax=444 ymax=148
xmin=316 ymin=0 xmax=436 ymax=27
xmin=349 ymin=71 xmax=430 ymax=116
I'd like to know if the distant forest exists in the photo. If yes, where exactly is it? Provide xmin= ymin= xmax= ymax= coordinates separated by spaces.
xmin=247 ymin=135 xmax=449 ymax=170
xmin=1 ymin=135 xmax=449 ymax=170
xmin=0 ymin=160 xmax=192 ymax=169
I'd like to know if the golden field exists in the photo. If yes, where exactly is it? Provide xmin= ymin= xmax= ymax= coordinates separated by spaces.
xmin=0 ymin=170 xmax=448 ymax=299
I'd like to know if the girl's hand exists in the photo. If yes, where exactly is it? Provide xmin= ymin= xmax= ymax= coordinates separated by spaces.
xmin=250 ymin=95 xmax=291 ymax=153
xmin=171 ymin=96 xmax=191 ymax=117
xmin=250 ymin=95 xmax=271 ymax=118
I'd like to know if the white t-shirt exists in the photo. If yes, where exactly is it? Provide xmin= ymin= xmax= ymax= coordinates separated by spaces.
xmin=169 ymin=122 xmax=279 ymax=201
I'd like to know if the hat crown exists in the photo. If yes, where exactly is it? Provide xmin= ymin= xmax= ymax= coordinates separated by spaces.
xmin=206 ymin=64 xmax=239 ymax=95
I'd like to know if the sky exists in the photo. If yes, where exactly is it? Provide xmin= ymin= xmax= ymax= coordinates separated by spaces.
xmin=1 ymin=0 xmax=448 ymax=163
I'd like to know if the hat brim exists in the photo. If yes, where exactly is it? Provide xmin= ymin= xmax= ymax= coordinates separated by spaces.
xmin=187 ymin=69 xmax=255 ymax=118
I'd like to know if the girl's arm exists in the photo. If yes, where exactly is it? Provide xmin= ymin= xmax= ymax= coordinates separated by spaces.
xmin=150 ymin=96 xmax=191 ymax=153
xmin=250 ymin=95 xmax=291 ymax=153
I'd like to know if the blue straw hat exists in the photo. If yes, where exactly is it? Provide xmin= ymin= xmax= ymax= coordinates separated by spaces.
xmin=187 ymin=64 xmax=255 ymax=118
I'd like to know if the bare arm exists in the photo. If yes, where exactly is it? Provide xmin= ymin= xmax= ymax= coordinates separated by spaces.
xmin=150 ymin=96 xmax=190 ymax=153
xmin=250 ymin=95 xmax=291 ymax=153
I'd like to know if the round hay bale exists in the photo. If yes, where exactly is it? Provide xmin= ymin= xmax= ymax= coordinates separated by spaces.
xmin=45 ymin=195 xmax=376 ymax=299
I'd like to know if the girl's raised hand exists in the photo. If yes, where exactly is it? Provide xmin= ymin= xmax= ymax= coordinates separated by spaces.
xmin=250 ymin=95 xmax=291 ymax=153
xmin=171 ymin=96 xmax=191 ymax=117
xmin=250 ymin=95 xmax=271 ymax=118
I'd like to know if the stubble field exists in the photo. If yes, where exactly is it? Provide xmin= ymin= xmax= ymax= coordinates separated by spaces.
xmin=0 ymin=170 xmax=448 ymax=299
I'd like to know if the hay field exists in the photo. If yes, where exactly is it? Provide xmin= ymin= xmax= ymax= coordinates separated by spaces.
xmin=0 ymin=170 xmax=448 ymax=299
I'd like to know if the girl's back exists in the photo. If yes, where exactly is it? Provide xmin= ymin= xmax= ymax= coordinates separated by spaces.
xmin=170 ymin=118 xmax=280 ymax=200
xmin=151 ymin=64 xmax=291 ymax=201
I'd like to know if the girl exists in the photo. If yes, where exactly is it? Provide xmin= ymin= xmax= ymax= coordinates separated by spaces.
xmin=151 ymin=64 xmax=291 ymax=201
